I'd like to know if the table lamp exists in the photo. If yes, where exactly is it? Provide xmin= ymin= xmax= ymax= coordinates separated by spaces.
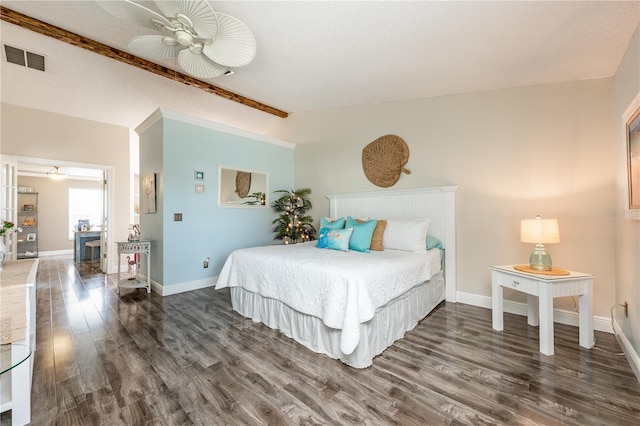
xmin=520 ymin=215 xmax=560 ymax=271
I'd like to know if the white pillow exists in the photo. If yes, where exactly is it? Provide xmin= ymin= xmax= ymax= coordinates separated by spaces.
xmin=383 ymin=219 xmax=431 ymax=253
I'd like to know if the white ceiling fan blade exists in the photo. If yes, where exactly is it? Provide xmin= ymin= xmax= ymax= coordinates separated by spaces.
xmin=178 ymin=49 xmax=227 ymax=78
xmin=129 ymin=35 xmax=183 ymax=59
xmin=155 ymin=0 xmax=218 ymax=39
xmin=153 ymin=0 xmax=181 ymax=18
xmin=95 ymin=0 xmax=171 ymax=31
xmin=202 ymin=13 xmax=256 ymax=68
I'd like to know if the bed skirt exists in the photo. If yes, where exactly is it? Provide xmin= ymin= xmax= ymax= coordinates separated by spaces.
xmin=229 ymin=271 xmax=446 ymax=368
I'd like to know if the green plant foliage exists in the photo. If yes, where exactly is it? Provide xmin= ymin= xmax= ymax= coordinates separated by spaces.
xmin=244 ymin=192 xmax=266 ymax=206
xmin=271 ymin=188 xmax=316 ymax=243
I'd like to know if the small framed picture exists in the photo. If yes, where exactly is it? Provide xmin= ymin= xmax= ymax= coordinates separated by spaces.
xmin=142 ymin=173 xmax=157 ymax=214
xmin=623 ymin=91 xmax=640 ymax=220
xmin=194 ymin=170 xmax=205 ymax=180
xmin=27 ymin=233 xmax=36 ymax=241
xmin=195 ymin=184 xmax=205 ymax=194
xmin=23 ymin=204 xmax=34 ymax=212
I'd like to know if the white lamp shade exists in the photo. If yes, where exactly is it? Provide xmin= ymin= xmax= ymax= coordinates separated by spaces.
xmin=521 ymin=217 xmax=560 ymax=244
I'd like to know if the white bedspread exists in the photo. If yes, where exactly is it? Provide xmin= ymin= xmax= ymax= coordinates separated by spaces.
xmin=215 ymin=242 xmax=441 ymax=354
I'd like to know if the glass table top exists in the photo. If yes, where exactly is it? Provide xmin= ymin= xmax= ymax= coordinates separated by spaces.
xmin=0 ymin=343 xmax=31 ymax=375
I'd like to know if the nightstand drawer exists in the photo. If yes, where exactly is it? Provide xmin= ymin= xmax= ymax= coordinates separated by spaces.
xmin=497 ymin=273 xmax=539 ymax=295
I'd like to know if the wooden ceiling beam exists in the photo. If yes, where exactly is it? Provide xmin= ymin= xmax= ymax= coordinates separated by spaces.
xmin=0 ymin=6 xmax=288 ymax=119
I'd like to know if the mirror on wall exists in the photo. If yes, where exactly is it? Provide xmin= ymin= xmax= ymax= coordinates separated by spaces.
xmin=218 ymin=166 xmax=268 ymax=208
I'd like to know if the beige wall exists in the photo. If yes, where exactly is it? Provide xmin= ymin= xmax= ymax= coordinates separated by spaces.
xmin=267 ymin=78 xmax=616 ymax=317
xmin=1 ymin=104 xmax=131 ymax=270
xmin=16 ymin=176 xmax=101 ymax=253
xmin=613 ymin=26 xmax=640 ymax=361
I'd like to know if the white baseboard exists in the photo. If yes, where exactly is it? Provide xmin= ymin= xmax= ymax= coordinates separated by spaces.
xmin=613 ymin=318 xmax=640 ymax=382
xmin=456 ymin=291 xmax=613 ymax=334
xmin=38 ymin=249 xmax=73 ymax=257
xmin=153 ymin=276 xmax=219 ymax=296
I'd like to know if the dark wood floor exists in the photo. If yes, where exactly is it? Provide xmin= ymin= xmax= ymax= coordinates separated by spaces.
xmin=2 ymin=255 xmax=639 ymax=425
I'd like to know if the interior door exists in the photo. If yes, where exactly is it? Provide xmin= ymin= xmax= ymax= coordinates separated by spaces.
xmin=1 ymin=156 xmax=18 ymax=260
xmin=100 ymin=169 xmax=108 ymax=273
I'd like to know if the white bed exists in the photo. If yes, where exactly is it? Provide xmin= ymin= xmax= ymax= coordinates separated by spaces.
xmin=215 ymin=186 xmax=458 ymax=368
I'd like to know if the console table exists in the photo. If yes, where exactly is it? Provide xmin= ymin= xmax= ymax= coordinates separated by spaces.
xmin=116 ymin=241 xmax=151 ymax=294
xmin=0 ymin=259 xmax=38 ymax=425
xmin=0 ymin=344 xmax=31 ymax=426
xmin=490 ymin=265 xmax=594 ymax=355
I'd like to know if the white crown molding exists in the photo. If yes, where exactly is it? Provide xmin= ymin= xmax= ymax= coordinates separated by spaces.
xmin=135 ymin=108 xmax=295 ymax=150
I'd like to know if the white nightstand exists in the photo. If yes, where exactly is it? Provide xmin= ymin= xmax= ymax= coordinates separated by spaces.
xmin=490 ymin=265 xmax=594 ymax=355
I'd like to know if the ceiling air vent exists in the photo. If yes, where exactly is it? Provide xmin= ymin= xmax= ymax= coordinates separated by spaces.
xmin=3 ymin=44 xmax=46 ymax=71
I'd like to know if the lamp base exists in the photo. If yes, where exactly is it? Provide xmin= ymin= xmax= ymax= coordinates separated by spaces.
xmin=529 ymin=244 xmax=552 ymax=271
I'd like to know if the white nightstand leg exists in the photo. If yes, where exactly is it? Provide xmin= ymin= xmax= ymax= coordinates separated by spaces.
xmin=579 ymin=287 xmax=594 ymax=349
xmin=492 ymin=274 xmax=504 ymax=331
xmin=539 ymin=284 xmax=554 ymax=355
xmin=527 ymin=295 xmax=539 ymax=326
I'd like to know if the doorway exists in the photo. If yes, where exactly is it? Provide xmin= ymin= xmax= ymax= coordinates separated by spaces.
xmin=2 ymin=155 xmax=114 ymax=274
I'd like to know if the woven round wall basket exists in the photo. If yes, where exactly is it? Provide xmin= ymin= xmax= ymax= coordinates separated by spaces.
xmin=235 ymin=171 xmax=251 ymax=198
xmin=362 ymin=134 xmax=411 ymax=188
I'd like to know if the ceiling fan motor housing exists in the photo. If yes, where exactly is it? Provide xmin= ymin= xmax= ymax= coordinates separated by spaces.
xmin=175 ymin=30 xmax=193 ymax=46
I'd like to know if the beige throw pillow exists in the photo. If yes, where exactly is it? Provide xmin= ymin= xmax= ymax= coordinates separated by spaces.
xmin=358 ymin=219 xmax=387 ymax=251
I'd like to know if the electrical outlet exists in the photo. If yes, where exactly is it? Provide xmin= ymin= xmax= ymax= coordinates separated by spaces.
xmin=204 ymin=257 xmax=210 ymax=268
xmin=624 ymin=301 xmax=628 ymax=318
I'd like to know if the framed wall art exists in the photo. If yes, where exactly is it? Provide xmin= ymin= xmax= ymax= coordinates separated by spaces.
xmin=194 ymin=170 xmax=205 ymax=180
xmin=624 ymin=92 xmax=640 ymax=220
xmin=142 ymin=173 xmax=157 ymax=214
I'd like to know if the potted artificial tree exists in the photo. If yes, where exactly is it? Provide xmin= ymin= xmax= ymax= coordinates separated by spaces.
xmin=271 ymin=188 xmax=316 ymax=244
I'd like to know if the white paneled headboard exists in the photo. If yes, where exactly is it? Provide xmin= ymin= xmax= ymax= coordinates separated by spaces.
xmin=326 ymin=186 xmax=459 ymax=302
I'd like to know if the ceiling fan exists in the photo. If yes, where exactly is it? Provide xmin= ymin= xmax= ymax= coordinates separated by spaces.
xmin=95 ymin=0 xmax=256 ymax=79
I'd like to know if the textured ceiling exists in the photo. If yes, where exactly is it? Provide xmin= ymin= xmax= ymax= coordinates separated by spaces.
xmin=1 ymin=0 xmax=639 ymax=135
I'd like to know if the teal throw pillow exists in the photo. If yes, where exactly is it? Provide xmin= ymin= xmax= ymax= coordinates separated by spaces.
xmin=345 ymin=216 xmax=378 ymax=253
xmin=320 ymin=217 xmax=345 ymax=229
xmin=318 ymin=227 xmax=353 ymax=251
xmin=426 ymin=235 xmax=443 ymax=250
xmin=317 ymin=227 xmax=330 ymax=248
xmin=328 ymin=227 xmax=353 ymax=251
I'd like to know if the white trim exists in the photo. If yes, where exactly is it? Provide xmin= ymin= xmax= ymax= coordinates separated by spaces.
xmin=457 ymin=291 xmax=613 ymax=333
xmin=11 ymin=155 xmax=108 ymax=172
xmin=16 ymin=171 xmax=102 ymax=182
xmin=38 ymin=249 xmax=73 ymax=257
xmin=152 ymin=276 xmax=218 ymax=296
xmin=613 ymin=318 xmax=640 ymax=382
xmin=217 ymin=164 xmax=270 ymax=209
xmin=622 ymin=90 xmax=640 ymax=220
xmin=134 ymin=108 xmax=163 ymax=134
xmin=135 ymin=108 xmax=296 ymax=150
